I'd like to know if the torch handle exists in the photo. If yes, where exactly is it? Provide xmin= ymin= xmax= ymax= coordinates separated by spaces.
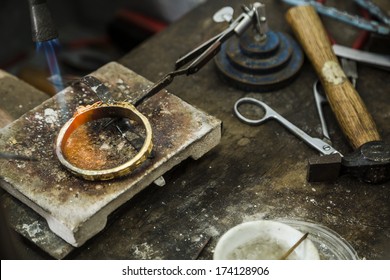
xmin=286 ymin=5 xmax=380 ymax=149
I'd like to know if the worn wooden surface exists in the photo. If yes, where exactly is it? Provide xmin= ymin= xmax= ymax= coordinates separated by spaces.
xmin=1 ymin=0 xmax=389 ymax=259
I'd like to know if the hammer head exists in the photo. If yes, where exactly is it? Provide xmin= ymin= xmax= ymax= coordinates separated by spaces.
xmin=308 ymin=141 xmax=390 ymax=184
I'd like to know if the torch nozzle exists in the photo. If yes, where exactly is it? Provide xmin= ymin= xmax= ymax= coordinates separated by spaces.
xmin=28 ymin=0 xmax=58 ymax=42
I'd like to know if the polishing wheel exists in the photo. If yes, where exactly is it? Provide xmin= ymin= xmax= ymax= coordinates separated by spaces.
xmin=215 ymin=29 xmax=304 ymax=92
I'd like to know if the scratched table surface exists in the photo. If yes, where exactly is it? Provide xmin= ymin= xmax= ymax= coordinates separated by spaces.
xmin=1 ymin=0 xmax=389 ymax=259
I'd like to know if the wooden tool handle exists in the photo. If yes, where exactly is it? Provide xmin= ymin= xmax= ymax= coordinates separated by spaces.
xmin=286 ymin=5 xmax=381 ymax=149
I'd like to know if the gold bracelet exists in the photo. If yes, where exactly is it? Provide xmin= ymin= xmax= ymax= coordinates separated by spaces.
xmin=55 ymin=101 xmax=153 ymax=181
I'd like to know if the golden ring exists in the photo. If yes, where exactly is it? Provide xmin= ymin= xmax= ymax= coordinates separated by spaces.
xmin=55 ymin=101 xmax=153 ymax=181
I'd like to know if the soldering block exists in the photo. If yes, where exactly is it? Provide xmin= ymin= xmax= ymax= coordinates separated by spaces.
xmin=307 ymin=153 xmax=342 ymax=182
xmin=0 ymin=62 xmax=221 ymax=248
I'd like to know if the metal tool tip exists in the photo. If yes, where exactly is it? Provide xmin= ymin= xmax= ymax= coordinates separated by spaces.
xmin=28 ymin=0 xmax=58 ymax=42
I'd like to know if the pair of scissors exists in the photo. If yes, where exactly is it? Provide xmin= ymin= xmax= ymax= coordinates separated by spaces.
xmin=234 ymin=97 xmax=342 ymax=156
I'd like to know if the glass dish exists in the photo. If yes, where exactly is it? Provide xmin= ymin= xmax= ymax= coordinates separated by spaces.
xmin=278 ymin=219 xmax=359 ymax=260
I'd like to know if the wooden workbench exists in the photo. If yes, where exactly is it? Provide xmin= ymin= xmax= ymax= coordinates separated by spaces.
xmin=1 ymin=0 xmax=389 ymax=259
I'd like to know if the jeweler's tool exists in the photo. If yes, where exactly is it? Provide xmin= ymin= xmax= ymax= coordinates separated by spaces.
xmin=175 ymin=3 xmax=261 ymax=70
xmin=313 ymin=69 xmax=359 ymax=146
xmin=234 ymin=97 xmax=341 ymax=156
xmin=340 ymin=58 xmax=358 ymax=88
xmin=312 ymin=0 xmax=378 ymax=137
xmin=282 ymin=0 xmax=390 ymax=35
xmin=313 ymin=52 xmax=361 ymax=144
xmin=333 ymin=44 xmax=390 ymax=71
xmin=175 ymin=2 xmax=303 ymax=91
xmin=138 ymin=3 xmax=268 ymax=104
xmin=313 ymin=81 xmax=331 ymax=143
xmin=286 ymin=5 xmax=390 ymax=183
xmin=28 ymin=0 xmax=58 ymax=42
xmin=354 ymin=0 xmax=390 ymax=26
xmin=211 ymin=3 xmax=304 ymax=92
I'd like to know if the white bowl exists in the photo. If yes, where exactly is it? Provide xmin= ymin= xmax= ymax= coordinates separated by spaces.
xmin=214 ymin=220 xmax=320 ymax=260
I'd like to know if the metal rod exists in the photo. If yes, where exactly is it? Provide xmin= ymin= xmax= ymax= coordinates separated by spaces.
xmin=313 ymin=81 xmax=331 ymax=142
xmin=333 ymin=44 xmax=390 ymax=71
xmin=279 ymin=232 xmax=309 ymax=260
xmin=0 ymin=152 xmax=37 ymax=161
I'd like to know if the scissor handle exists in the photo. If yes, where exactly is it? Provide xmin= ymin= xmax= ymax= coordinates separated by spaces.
xmin=234 ymin=97 xmax=341 ymax=155
xmin=234 ymin=97 xmax=275 ymax=125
